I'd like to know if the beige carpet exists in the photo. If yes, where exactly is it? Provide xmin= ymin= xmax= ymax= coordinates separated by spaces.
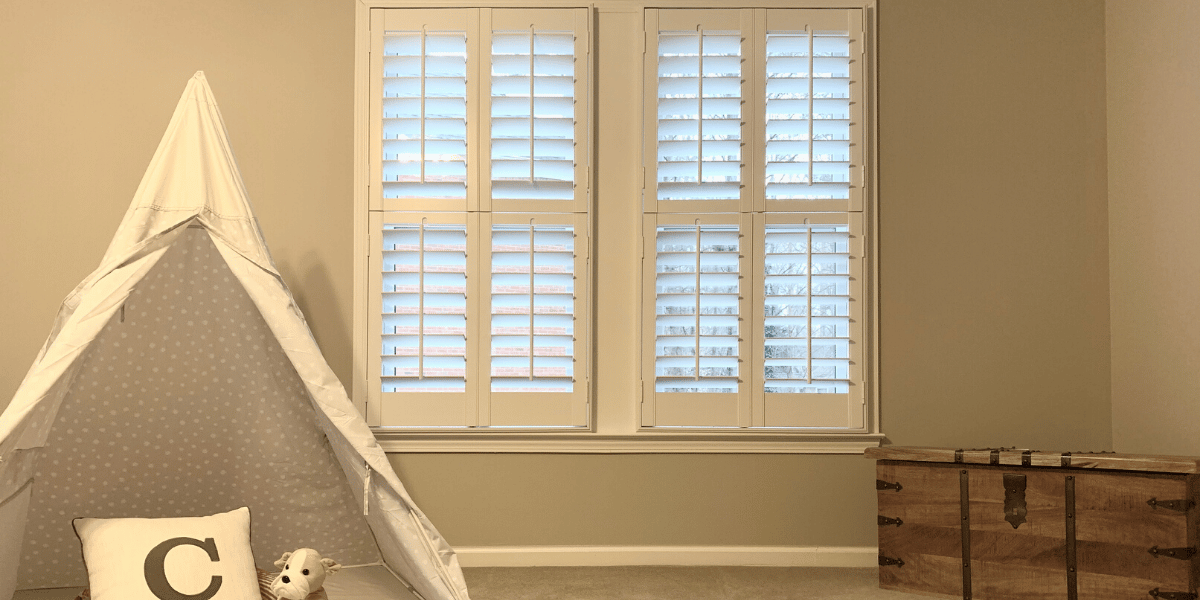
xmin=462 ymin=567 xmax=920 ymax=600
xmin=14 ymin=566 xmax=920 ymax=600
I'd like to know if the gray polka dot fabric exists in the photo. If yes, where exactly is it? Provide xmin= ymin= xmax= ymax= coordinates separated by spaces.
xmin=18 ymin=229 xmax=380 ymax=589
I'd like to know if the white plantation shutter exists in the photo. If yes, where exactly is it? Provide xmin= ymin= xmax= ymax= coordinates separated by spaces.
xmin=644 ymin=9 xmax=862 ymax=215
xmin=642 ymin=215 xmax=750 ymax=427
xmin=488 ymin=27 xmax=584 ymax=210
xmin=753 ymin=213 xmax=863 ymax=429
xmin=372 ymin=9 xmax=477 ymax=212
xmin=483 ymin=215 xmax=588 ymax=427
xmin=490 ymin=31 xmax=574 ymax=201
xmin=642 ymin=8 xmax=867 ymax=431
xmin=763 ymin=10 xmax=861 ymax=212
xmin=641 ymin=214 xmax=864 ymax=429
xmin=484 ymin=9 xmax=589 ymax=213
xmin=644 ymin=9 xmax=749 ymax=214
xmin=370 ymin=213 xmax=477 ymax=426
xmin=764 ymin=33 xmax=849 ymax=202
xmin=367 ymin=8 xmax=590 ymax=428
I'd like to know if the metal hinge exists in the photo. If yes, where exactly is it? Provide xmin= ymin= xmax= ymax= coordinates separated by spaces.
xmin=876 ymin=479 xmax=902 ymax=492
xmin=1150 ymin=589 xmax=1198 ymax=600
xmin=877 ymin=515 xmax=902 ymax=527
xmin=878 ymin=554 xmax=904 ymax=568
xmin=1149 ymin=546 xmax=1197 ymax=560
xmin=1148 ymin=497 xmax=1195 ymax=512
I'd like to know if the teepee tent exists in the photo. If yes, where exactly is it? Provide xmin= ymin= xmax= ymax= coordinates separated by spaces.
xmin=0 ymin=72 xmax=469 ymax=600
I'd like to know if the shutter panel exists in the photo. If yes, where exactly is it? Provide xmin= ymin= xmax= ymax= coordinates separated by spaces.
xmin=643 ymin=215 xmax=750 ymax=427
xmin=486 ymin=9 xmax=589 ymax=213
xmin=645 ymin=9 xmax=750 ymax=214
xmin=486 ymin=214 xmax=588 ymax=427
xmin=755 ymin=213 xmax=863 ymax=429
xmin=763 ymin=10 xmax=860 ymax=212
xmin=374 ymin=9 xmax=477 ymax=212
xmin=372 ymin=213 xmax=475 ymax=427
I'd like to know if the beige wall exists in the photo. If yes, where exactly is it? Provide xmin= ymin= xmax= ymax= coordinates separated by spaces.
xmin=877 ymin=0 xmax=1111 ymax=452
xmin=1107 ymin=0 xmax=1200 ymax=455
xmin=0 ymin=0 xmax=357 ymax=397
xmin=1 ymin=0 xmax=1112 ymax=550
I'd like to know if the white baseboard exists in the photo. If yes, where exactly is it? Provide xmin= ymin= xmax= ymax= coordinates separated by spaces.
xmin=454 ymin=546 xmax=878 ymax=568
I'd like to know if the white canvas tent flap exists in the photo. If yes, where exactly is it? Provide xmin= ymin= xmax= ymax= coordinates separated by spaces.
xmin=0 ymin=72 xmax=469 ymax=600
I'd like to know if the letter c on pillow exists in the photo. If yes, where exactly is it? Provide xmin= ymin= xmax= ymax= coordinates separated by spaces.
xmin=143 ymin=537 xmax=223 ymax=600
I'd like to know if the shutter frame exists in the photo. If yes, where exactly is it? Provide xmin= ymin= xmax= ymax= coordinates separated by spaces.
xmin=757 ymin=211 xmax=865 ymax=430
xmin=645 ymin=9 xmax=750 ymax=215
xmin=376 ymin=9 xmax=477 ymax=213
xmin=487 ymin=212 xmax=589 ymax=427
xmin=488 ymin=8 xmax=590 ymax=214
xmin=762 ymin=9 xmax=861 ymax=214
xmin=643 ymin=212 xmax=750 ymax=428
xmin=642 ymin=7 xmax=870 ymax=431
xmin=374 ymin=211 xmax=476 ymax=427
xmin=369 ymin=7 xmax=592 ymax=429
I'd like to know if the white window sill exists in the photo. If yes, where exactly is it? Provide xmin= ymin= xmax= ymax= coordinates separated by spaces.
xmin=370 ymin=430 xmax=885 ymax=453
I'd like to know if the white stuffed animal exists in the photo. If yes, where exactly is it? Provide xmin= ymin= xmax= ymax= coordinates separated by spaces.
xmin=271 ymin=548 xmax=341 ymax=600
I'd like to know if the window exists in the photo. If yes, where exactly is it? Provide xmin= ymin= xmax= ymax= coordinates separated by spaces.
xmin=640 ymin=8 xmax=867 ymax=430
xmin=364 ymin=8 xmax=591 ymax=428
xmin=354 ymin=2 xmax=877 ymax=449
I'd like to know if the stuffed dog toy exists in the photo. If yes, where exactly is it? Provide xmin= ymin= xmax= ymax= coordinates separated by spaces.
xmin=271 ymin=548 xmax=341 ymax=600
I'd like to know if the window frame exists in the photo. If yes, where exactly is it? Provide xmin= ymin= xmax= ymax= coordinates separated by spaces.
xmin=360 ymin=4 xmax=593 ymax=430
xmin=352 ymin=0 xmax=880 ymax=453
xmin=641 ymin=7 xmax=867 ymax=431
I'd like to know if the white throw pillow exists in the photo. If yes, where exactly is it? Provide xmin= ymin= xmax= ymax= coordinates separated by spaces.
xmin=73 ymin=507 xmax=259 ymax=600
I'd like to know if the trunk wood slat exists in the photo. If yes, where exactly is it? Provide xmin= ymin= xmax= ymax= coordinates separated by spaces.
xmin=866 ymin=446 xmax=1200 ymax=474
xmin=869 ymin=447 xmax=1200 ymax=600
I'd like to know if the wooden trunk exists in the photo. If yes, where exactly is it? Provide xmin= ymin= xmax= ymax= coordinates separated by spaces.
xmin=866 ymin=446 xmax=1200 ymax=600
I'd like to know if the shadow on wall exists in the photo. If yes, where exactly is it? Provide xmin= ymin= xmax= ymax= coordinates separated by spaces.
xmin=277 ymin=252 xmax=353 ymax=386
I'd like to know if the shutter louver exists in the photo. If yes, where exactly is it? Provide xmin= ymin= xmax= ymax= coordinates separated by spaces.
xmin=490 ymin=224 xmax=576 ymax=393
xmin=654 ymin=224 xmax=741 ymax=393
xmin=380 ymin=222 xmax=469 ymax=393
xmin=656 ymin=30 xmax=742 ymax=203
xmin=762 ymin=223 xmax=851 ymax=395
xmin=490 ymin=30 xmax=576 ymax=202
xmin=381 ymin=30 xmax=469 ymax=202
xmin=764 ymin=29 xmax=852 ymax=203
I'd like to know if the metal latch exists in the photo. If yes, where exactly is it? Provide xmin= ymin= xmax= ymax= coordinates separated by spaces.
xmin=1148 ymin=498 xmax=1195 ymax=512
xmin=1150 ymin=589 xmax=1198 ymax=600
xmin=1149 ymin=546 xmax=1197 ymax=560
xmin=1003 ymin=473 xmax=1028 ymax=529
xmin=877 ymin=515 xmax=903 ymax=527
xmin=876 ymin=479 xmax=902 ymax=492
xmin=878 ymin=554 xmax=904 ymax=567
